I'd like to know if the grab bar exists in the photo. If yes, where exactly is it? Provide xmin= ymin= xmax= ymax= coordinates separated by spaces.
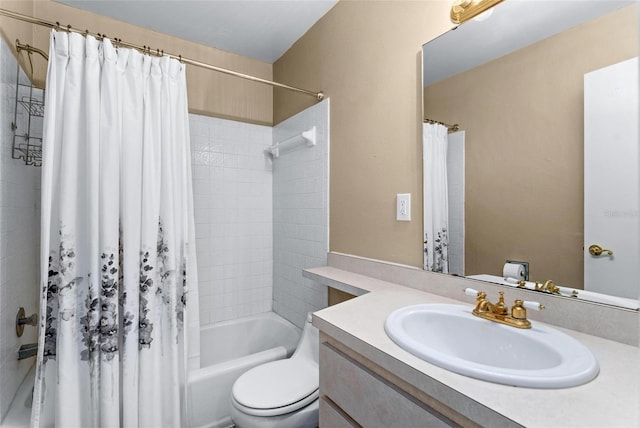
xmin=267 ymin=126 xmax=316 ymax=159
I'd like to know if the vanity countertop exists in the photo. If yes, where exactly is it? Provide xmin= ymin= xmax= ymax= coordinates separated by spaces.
xmin=307 ymin=266 xmax=640 ymax=428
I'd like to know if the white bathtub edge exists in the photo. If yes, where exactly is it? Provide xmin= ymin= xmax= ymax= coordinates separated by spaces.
xmin=188 ymin=346 xmax=288 ymax=428
xmin=188 ymin=346 xmax=287 ymax=383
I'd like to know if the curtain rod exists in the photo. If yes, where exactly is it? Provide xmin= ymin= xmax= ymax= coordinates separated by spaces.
xmin=0 ymin=8 xmax=325 ymax=101
xmin=15 ymin=40 xmax=48 ymax=78
xmin=424 ymin=118 xmax=459 ymax=132
xmin=16 ymin=40 xmax=49 ymax=61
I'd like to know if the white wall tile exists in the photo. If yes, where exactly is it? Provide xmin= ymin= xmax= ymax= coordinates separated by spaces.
xmin=272 ymin=99 xmax=330 ymax=328
xmin=190 ymin=114 xmax=273 ymax=326
xmin=0 ymin=38 xmax=41 ymax=421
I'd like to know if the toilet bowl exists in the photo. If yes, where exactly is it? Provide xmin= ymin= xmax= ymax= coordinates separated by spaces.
xmin=230 ymin=313 xmax=319 ymax=428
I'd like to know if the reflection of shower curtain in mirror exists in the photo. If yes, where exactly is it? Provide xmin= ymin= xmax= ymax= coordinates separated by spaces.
xmin=32 ymin=30 xmax=200 ymax=427
xmin=423 ymin=123 xmax=449 ymax=273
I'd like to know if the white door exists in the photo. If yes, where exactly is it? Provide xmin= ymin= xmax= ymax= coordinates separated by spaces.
xmin=584 ymin=57 xmax=639 ymax=299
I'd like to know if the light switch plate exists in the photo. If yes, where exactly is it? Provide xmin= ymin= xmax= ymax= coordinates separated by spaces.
xmin=396 ymin=193 xmax=411 ymax=221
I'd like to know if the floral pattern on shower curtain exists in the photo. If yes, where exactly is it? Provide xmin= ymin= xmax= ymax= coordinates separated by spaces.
xmin=32 ymin=30 xmax=199 ymax=427
xmin=423 ymin=123 xmax=449 ymax=273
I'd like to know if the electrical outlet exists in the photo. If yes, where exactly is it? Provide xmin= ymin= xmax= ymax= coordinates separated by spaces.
xmin=396 ymin=193 xmax=411 ymax=221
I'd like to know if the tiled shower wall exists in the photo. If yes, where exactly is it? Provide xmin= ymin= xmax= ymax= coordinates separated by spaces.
xmin=272 ymin=99 xmax=329 ymax=328
xmin=0 ymin=38 xmax=42 ymax=420
xmin=190 ymin=115 xmax=273 ymax=325
xmin=191 ymin=100 xmax=329 ymax=329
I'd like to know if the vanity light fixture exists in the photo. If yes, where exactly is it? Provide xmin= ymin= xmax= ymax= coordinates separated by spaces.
xmin=472 ymin=8 xmax=494 ymax=22
xmin=450 ymin=0 xmax=505 ymax=24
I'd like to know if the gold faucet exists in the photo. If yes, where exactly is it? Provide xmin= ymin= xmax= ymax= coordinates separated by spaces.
xmin=533 ymin=280 xmax=579 ymax=298
xmin=464 ymin=289 xmax=544 ymax=329
xmin=536 ymin=280 xmax=559 ymax=294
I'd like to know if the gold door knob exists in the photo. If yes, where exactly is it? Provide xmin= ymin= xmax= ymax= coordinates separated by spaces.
xmin=588 ymin=244 xmax=613 ymax=256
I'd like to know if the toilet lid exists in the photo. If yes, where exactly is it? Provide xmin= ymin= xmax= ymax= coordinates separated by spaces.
xmin=232 ymin=358 xmax=319 ymax=413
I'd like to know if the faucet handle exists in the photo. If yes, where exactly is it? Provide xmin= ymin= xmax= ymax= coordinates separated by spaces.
xmin=463 ymin=287 xmax=479 ymax=297
xmin=16 ymin=307 xmax=38 ymax=338
xmin=463 ymin=288 xmax=487 ymax=301
xmin=522 ymin=301 xmax=545 ymax=311
xmin=494 ymin=291 xmax=508 ymax=315
xmin=511 ymin=300 xmax=544 ymax=327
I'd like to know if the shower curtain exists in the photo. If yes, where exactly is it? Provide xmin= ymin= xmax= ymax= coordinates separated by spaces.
xmin=32 ymin=31 xmax=199 ymax=427
xmin=423 ymin=123 xmax=449 ymax=273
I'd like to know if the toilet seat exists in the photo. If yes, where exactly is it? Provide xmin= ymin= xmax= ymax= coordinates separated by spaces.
xmin=232 ymin=358 xmax=319 ymax=417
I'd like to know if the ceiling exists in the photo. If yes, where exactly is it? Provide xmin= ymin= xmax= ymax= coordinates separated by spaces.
xmin=54 ymin=0 xmax=338 ymax=64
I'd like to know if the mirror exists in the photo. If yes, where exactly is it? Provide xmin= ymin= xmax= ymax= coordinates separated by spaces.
xmin=422 ymin=0 xmax=639 ymax=309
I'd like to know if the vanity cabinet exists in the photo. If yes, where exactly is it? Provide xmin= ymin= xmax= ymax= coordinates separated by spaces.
xmin=319 ymin=337 xmax=464 ymax=428
xmin=319 ymin=397 xmax=357 ymax=428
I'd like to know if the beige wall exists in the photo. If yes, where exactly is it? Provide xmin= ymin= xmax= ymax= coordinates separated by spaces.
xmin=423 ymin=5 xmax=637 ymax=287
xmin=0 ymin=0 xmax=273 ymax=125
xmin=274 ymin=1 xmax=453 ymax=267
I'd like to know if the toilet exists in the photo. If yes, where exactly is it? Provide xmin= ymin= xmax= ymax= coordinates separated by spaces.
xmin=230 ymin=313 xmax=319 ymax=428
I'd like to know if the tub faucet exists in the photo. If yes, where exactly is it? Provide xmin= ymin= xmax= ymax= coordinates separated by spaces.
xmin=17 ymin=343 xmax=38 ymax=360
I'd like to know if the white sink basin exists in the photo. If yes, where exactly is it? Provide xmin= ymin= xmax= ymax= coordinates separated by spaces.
xmin=384 ymin=304 xmax=599 ymax=388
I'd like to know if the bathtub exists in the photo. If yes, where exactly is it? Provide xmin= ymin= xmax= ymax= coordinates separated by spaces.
xmin=188 ymin=312 xmax=300 ymax=428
